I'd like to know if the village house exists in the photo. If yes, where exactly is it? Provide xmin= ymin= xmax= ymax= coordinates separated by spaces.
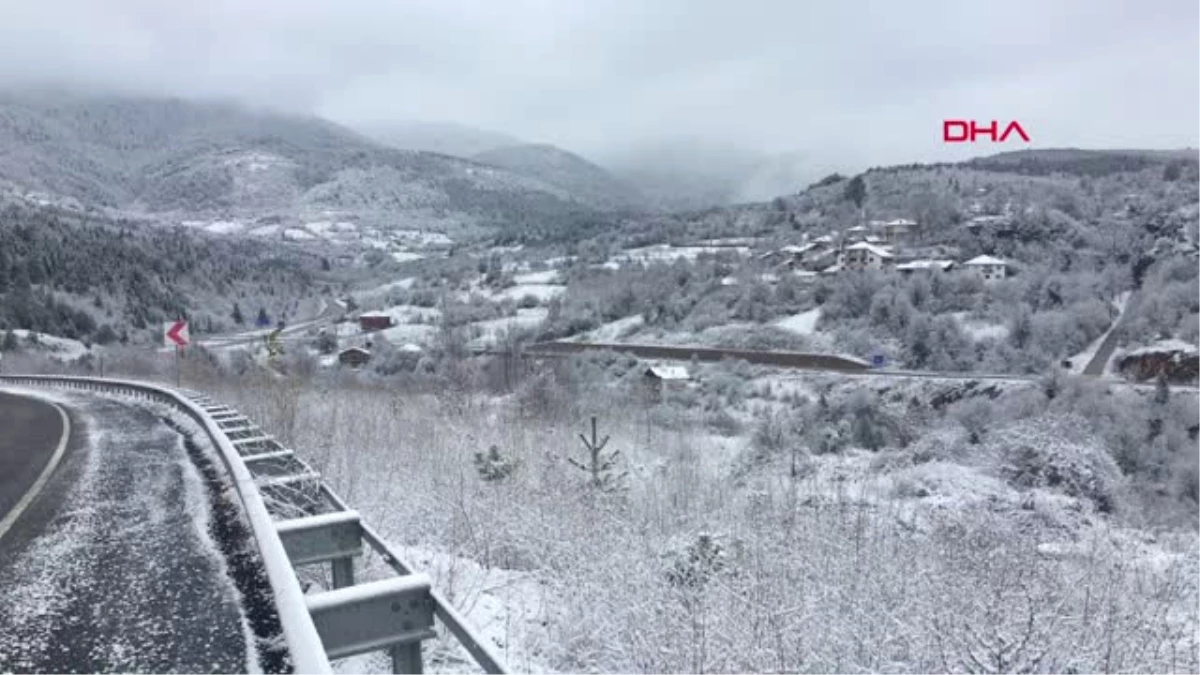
xmin=358 ymin=312 xmax=394 ymax=332
xmin=880 ymin=218 xmax=915 ymax=246
xmin=337 ymin=346 xmax=371 ymax=368
xmin=840 ymin=242 xmax=895 ymax=271
xmin=762 ymin=239 xmax=838 ymax=272
xmin=1116 ymin=340 xmax=1199 ymax=384
xmin=963 ymin=254 xmax=1008 ymax=281
xmin=895 ymin=259 xmax=956 ymax=275
xmin=643 ymin=365 xmax=691 ymax=403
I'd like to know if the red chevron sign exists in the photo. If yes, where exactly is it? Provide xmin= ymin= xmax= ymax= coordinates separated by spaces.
xmin=164 ymin=320 xmax=190 ymax=347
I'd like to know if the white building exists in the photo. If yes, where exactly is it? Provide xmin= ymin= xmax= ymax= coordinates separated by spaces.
xmin=881 ymin=218 xmax=915 ymax=245
xmin=841 ymin=242 xmax=895 ymax=271
xmin=896 ymin=259 xmax=956 ymax=275
xmin=963 ymin=254 xmax=1008 ymax=281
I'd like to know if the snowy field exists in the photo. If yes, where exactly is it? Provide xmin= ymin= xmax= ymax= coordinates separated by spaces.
xmin=604 ymin=244 xmax=752 ymax=268
xmin=197 ymin=372 xmax=1199 ymax=674
xmin=467 ymin=309 xmax=550 ymax=348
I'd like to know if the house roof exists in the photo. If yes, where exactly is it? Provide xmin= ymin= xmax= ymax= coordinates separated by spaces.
xmin=896 ymin=259 xmax=956 ymax=271
xmin=339 ymin=347 xmax=371 ymax=356
xmin=964 ymin=254 xmax=1007 ymax=266
xmin=359 ymin=311 xmax=391 ymax=319
xmin=845 ymin=242 xmax=894 ymax=258
xmin=885 ymin=218 xmax=916 ymax=226
xmin=1126 ymin=339 xmax=1199 ymax=357
xmin=781 ymin=242 xmax=820 ymax=255
xmin=645 ymin=366 xmax=690 ymax=380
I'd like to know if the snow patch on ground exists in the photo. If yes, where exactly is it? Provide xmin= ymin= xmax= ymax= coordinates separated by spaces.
xmin=6 ymin=330 xmax=91 ymax=361
xmin=468 ymin=309 xmax=549 ymax=348
xmin=283 ymin=228 xmax=317 ymax=241
xmin=493 ymin=284 xmax=564 ymax=303
xmin=370 ymin=305 xmax=442 ymax=325
xmin=608 ymin=244 xmax=751 ymax=266
xmin=391 ymin=251 xmax=425 ymax=263
xmin=378 ymin=324 xmax=439 ymax=345
xmin=513 ymin=270 xmax=560 ymax=285
xmin=248 ymin=224 xmax=282 ymax=237
xmin=304 ymin=221 xmax=335 ymax=237
xmin=392 ymin=230 xmax=454 ymax=247
xmin=584 ymin=315 xmax=645 ymax=342
xmin=773 ymin=308 xmax=822 ymax=335
xmin=205 ymin=221 xmax=246 ymax=235
xmin=952 ymin=312 xmax=1009 ymax=342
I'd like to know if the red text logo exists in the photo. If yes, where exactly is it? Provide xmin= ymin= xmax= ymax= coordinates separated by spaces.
xmin=943 ymin=120 xmax=1030 ymax=143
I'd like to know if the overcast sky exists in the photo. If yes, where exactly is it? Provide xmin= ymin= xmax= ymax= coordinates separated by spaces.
xmin=2 ymin=0 xmax=1196 ymax=171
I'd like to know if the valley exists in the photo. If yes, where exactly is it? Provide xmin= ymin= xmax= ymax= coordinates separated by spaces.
xmin=0 ymin=91 xmax=1197 ymax=675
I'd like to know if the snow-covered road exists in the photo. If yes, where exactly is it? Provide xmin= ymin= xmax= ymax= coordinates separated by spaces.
xmin=0 ymin=390 xmax=259 ymax=673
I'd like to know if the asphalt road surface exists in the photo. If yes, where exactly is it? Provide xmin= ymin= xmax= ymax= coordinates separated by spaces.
xmin=523 ymin=340 xmax=872 ymax=371
xmin=0 ymin=391 xmax=66 ymax=535
xmin=0 ymin=390 xmax=255 ymax=673
xmin=1084 ymin=291 xmax=1141 ymax=376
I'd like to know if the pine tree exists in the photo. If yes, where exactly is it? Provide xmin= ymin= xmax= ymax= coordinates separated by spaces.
xmin=231 ymin=303 xmax=244 ymax=325
xmin=843 ymin=174 xmax=867 ymax=210
xmin=1149 ymin=373 xmax=1170 ymax=439
xmin=568 ymin=417 xmax=627 ymax=490
xmin=2 ymin=328 xmax=18 ymax=352
xmin=1153 ymin=372 xmax=1171 ymax=406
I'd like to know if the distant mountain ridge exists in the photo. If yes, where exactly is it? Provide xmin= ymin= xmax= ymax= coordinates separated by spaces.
xmin=471 ymin=143 xmax=648 ymax=210
xmin=353 ymin=120 xmax=521 ymax=157
xmin=0 ymin=90 xmax=616 ymax=243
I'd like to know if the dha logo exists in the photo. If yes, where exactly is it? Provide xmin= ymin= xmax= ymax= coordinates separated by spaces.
xmin=943 ymin=120 xmax=1031 ymax=143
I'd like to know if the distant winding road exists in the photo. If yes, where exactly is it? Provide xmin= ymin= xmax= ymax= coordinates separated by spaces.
xmin=0 ymin=389 xmax=255 ymax=673
xmin=1083 ymin=291 xmax=1141 ymax=376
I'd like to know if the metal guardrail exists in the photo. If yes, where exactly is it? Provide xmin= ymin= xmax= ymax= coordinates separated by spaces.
xmin=0 ymin=375 xmax=508 ymax=675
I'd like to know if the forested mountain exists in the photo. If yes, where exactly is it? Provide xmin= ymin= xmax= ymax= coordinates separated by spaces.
xmin=472 ymin=144 xmax=648 ymax=210
xmin=353 ymin=120 xmax=521 ymax=158
xmin=536 ymin=149 xmax=1198 ymax=375
xmin=0 ymin=90 xmax=619 ymax=243
xmin=0 ymin=202 xmax=322 ymax=345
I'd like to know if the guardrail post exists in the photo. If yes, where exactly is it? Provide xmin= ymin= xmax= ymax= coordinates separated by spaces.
xmin=276 ymin=511 xmax=363 ymax=591
xmin=391 ymin=643 xmax=423 ymax=674
xmin=331 ymin=557 xmax=355 ymax=589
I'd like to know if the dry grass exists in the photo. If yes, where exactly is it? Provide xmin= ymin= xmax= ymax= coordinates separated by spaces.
xmin=195 ymin=372 xmax=1199 ymax=674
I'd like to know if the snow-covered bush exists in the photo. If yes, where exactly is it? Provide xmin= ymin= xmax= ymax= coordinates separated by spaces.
xmin=987 ymin=414 xmax=1124 ymax=513
xmin=474 ymin=444 xmax=519 ymax=481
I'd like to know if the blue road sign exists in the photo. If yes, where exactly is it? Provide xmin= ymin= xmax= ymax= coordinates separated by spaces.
xmin=871 ymin=354 xmax=886 ymax=368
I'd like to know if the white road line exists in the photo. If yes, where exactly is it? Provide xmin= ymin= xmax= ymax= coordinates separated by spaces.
xmin=0 ymin=402 xmax=71 ymax=544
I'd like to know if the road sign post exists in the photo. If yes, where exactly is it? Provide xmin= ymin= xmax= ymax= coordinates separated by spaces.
xmin=164 ymin=320 xmax=190 ymax=388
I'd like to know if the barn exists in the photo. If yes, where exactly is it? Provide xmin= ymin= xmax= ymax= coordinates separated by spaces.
xmin=359 ymin=312 xmax=393 ymax=332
